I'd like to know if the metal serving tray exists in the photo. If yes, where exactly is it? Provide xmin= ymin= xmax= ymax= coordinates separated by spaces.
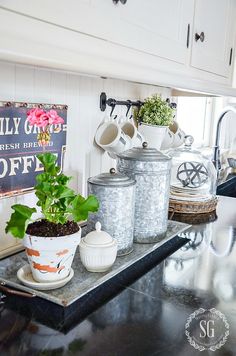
xmin=0 ymin=221 xmax=190 ymax=307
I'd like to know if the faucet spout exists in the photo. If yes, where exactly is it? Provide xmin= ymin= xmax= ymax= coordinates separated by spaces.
xmin=213 ymin=106 xmax=236 ymax=175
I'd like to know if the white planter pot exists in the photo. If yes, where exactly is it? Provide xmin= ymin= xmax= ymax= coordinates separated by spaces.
xmin=22 ymin=228 xmax=81 ymax=283
xmin=138 ymin=123 xmax=167 ymax=150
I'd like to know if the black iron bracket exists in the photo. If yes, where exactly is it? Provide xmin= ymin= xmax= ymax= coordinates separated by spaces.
xmin=100 ymin=92 xmax=143 ymax=112
xmin=100 ymin=92 xmax=177 ymax=114
xmin=113 ymin=0 xmax=127 ymax=5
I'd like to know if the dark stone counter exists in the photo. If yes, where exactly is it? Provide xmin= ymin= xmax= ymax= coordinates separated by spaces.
xmin=217 ymin=175 xmax=236 ymax=198
xmin=0 ymin=196 xmax=236 ymax=355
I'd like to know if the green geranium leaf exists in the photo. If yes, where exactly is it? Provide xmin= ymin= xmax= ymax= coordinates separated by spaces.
xmin=35 ymin=189 xmax=47 ymax=203
xmin=6 ymin=151 xmax=100 ymax=233
xmin=37 ymin=152 xmax=60 ymax=176
xmin=36 ymin=172 xmax=51 ymax=184
xmin=5 ymin=204 xmax=36 ymax=239
xmin=37 ymin=152 xmax=57 ymax=168
xmin=57 ymin=174 xmax=72 ymax=186
xmin=53 ymin=185 xmax=75 ymax=200
xmin=70 ymin=195 xmax=99 ymax=222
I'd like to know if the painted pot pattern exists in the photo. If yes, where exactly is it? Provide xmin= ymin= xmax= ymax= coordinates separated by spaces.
xmin=23 ymin=229 xmax=81 ymax=282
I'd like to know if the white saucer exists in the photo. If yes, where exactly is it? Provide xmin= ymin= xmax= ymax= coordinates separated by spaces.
xmin=17 ymin=265 xmax=74 ymax=291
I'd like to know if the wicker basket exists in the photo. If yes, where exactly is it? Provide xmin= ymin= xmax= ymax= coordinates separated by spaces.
xmin=168 ymin=210 xmax=217 ymax=225
xmin=169 ymin=196 xmax=218 ymax=215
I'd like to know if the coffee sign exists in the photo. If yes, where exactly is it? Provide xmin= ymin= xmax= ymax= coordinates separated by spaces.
xmin=0 ymin=102 xmax=67 ymax=198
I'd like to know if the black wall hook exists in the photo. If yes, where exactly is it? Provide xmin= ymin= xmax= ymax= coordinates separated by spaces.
xmin=125 ymin=100 xmax=132 ymax=117
xmin=113 ymin=0 xmax=127 ymax=4
xmin=110 ymin=104 xmax=116 ymax=117
xmin=100 ymin=92 xmax=177 ymax=114
xmin=100 ymin=92 xmax=144 ymax=112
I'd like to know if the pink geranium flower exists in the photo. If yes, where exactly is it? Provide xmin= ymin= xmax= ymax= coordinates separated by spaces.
xmin=26 ymin=107 xmax=64 ymax=146
xmin=27 ymin=108 xmax=64 ymax=127
xmin=38 ymin=113 xmax=49 ymax=128
xmin=47 ymin=110 xmax=64 ymax=125
xmin=27 ymin=108 xmax=46 ymax=126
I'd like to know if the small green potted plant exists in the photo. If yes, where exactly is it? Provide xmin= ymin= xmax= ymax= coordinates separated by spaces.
xmin=138 ymin=94 xmax=174 ymax=149
xmin=5 ymin=108 xmax=99 ymax=284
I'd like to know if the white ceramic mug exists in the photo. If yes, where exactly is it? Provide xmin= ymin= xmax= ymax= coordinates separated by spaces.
xmin=161 ymin=128 xmax=175 ymax=150
xmin=95 ymin=118 xmax=132 ymax=155
xmin=120 ymin=119 xmax=144 ymax=147
xmin=169 ymin=121 xmax=185 ymax=148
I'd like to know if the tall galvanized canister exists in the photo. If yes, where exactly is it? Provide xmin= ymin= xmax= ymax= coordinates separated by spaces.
xmin=87 ymin=168 xmax=136 ymax=256
xmin=117 ymin=142 xmax=171 ymax=243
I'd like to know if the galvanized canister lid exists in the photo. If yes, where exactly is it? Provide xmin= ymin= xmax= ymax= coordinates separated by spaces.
xmin=117 ymin=142 xmax=171 ymax=162
xmin=88 ymin=168 xmax=136 ymax=187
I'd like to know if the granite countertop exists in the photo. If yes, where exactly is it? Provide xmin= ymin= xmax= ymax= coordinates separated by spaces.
xmin=217 ymin=174 xmax=236 ymax=198
xmin=217 ymin=171 xmax=236 ymax=186
xmin=0 ymin=196 xmax=236 ymax=355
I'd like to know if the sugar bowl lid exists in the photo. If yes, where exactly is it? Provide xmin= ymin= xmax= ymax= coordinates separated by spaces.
xmin=117 ymin=142 xmax=170 ymax=162
xmin=88 ymin=168 xmax=136 ymax=187
xmin=83 ymin=222 xmax=114 ymax=246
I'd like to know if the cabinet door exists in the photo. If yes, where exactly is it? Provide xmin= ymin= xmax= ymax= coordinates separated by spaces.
xmin=90 ymin=0 xmax=194 ymax=64
xmin=191 ymin=0 xmax=235 ymax=77
xmin=0 ymin=0 xmax=194 ymax=65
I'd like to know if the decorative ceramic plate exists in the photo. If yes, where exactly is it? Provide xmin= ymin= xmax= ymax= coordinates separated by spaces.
xmin=170 ymin=185 xmax=211 ymax=202
xmin=17 ymin=265 xmax=74 ymax=291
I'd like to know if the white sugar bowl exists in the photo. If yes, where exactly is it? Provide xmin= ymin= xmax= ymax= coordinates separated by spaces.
xmin=79 ymin=222 xmax=117 ymax=272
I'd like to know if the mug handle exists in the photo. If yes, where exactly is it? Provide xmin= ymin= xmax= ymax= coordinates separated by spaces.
xmin=136 ymin=131 xmax=144 ymax=143
xmin=118 ymin=115 xmax=126 ymax=126
xmin=208 ymin=234 xmax=234 ymax=257
xmin=98 ymin=114 xmax=111 ymax=127
xmin=129 ymin=113 xmax=135 ymax=124
xmin=120 ymin=132 xmax=132 ymax=150
xmin=106 ymin=114 xmax=113 ymax=123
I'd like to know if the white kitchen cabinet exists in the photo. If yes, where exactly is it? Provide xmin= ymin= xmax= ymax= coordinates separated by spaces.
xmin=0 ymin=0 xmax=236 ymax=92
xmin=89 ymin=0 xmax=194 ymax=65
xmin=191 ymin=0 xmax=235 ymax=78
xmin=0 ymin=0 xmax=194 ymax=65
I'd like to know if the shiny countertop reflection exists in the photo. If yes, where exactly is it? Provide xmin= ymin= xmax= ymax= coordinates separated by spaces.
xmin=0 ymin=196 xmax=236 ymax=356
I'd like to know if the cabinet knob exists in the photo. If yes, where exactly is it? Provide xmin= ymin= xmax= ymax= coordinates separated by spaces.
xmin=113 ymin=0 xmax=127 ymax=4
xmin=195 ymin=32 xmax=205 ymax=42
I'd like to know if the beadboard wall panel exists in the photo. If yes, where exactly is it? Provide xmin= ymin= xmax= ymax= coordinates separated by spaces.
xmin=0 ymin=61 xmax=170 ymax=256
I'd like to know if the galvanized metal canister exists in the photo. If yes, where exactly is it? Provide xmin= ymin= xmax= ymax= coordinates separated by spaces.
xmin=87 ymin=168 xmax=136 ymax=256
xmin=117 ymin=142 xmax=171 ymax=243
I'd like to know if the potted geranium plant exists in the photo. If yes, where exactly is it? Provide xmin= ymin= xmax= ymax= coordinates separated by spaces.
xmin=138 ymin=94 xmax=174 ymax=150
xmin=5 ymin=107 xmax=99 ymax=283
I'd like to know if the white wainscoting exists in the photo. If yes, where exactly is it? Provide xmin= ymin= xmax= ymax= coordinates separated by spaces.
xmin=0 ymin=61 xmax=171 ymax=256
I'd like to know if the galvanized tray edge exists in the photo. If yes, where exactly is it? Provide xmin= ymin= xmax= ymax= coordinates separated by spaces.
xmin=0 ymin=221 xmax=191 ymax=307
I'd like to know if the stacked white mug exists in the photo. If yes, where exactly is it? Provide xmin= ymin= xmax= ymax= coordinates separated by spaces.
xmin=161 ymin=121 xmax=185 ymax=150
xmin=95 ymin=116 xmax=144 ymax=156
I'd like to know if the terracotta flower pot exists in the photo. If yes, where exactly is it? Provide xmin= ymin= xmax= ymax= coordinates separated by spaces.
xmin=22 ymin=228 xmax=81 ymax=283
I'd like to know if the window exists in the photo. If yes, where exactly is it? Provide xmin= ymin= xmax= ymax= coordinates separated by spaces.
xmin=175 ymin=97 xmax=213 ymax=148
xmin=174 ymin=95 xmax=236 ymax=155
